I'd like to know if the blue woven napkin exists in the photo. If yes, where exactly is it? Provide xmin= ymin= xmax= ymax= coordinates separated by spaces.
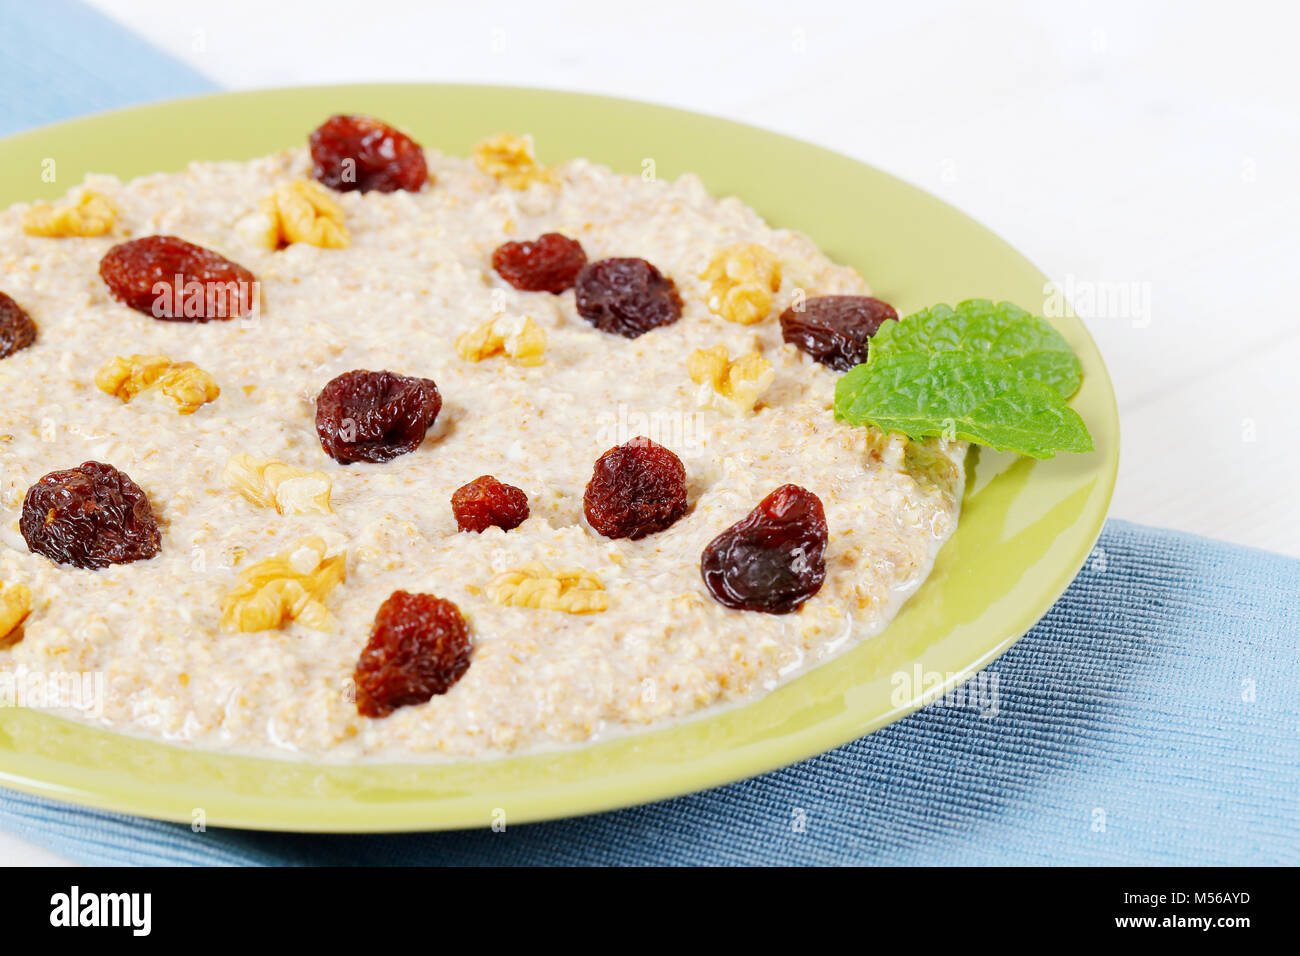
xmin=0 ymin=0 xmax=212 ymax=138
xmin=2 ymin=3 xmax=1298 ymax=866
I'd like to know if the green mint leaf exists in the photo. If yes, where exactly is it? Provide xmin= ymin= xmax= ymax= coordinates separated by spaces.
xmin=871 ymin=299 xmax=1082 ymax=399
xmin=834 ymin=350 xmax=1094 ymax=459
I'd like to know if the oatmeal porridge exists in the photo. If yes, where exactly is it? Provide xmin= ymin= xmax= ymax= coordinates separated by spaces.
xmin=0 ymin=118 xmax=965 ymax=760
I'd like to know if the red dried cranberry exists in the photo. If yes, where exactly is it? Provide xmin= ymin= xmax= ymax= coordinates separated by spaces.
xmin=574 ymin=257 xmax=682 ymax=338
xmin=779 ymin=295 xmax=898 ymax=371
xmin=315 ymin=369 xmax=441 ymax=464
xmin=354 ymin=591 xmax=472 ymax=718
xmin=99 ymin=236 xmax=256 ymax=321
xmin=451 ymin=475 xmax=529 ymax=533
xmin=583 ymin=436 xmax=688 ymax=539
xmin=492 ymin=233 xmax=587 ymax=293
xmin=20 ymin=462 xmax=161 ymax=570
xmin=700 ymin=484 xmax=828 ymax=614
xmin=309 ymin=114 xmax=428 ymax=193
xmin=0 ymin=291 xmax=37 ymax=359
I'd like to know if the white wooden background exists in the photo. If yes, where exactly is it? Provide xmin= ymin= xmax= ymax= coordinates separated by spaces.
xmin=4 ymin=0 xmax=1296 ymax=866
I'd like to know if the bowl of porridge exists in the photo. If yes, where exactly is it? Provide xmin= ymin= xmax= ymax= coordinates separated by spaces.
xmin=0 ymin=85 xmax=1117 ymax=830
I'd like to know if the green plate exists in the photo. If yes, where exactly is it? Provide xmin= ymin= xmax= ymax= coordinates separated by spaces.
xmin=0 ymin=85 xmax=1118 ymax=831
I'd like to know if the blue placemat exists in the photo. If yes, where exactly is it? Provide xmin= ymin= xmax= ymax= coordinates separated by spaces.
xmin=0 ymin=0 xmax=213 ymax=138
xmin=2 ymin=3 xmax=1298 ymax=866
xmin=3 ymin=519 xmax=1298 ymax=865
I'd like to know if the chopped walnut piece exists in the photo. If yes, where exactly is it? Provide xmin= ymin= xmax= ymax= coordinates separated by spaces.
xmin=238 ymin=179 xmax=349 ymax=250
xmin=94 ymin=354 xmax=220 ymax=414
xmin=455 ymin=314 xmax=546 ymax=367
xmin=687 ymin=345 xmax=775 ymax=416
xmin=273 ymin=180 xmax=348 ymax=247
xmin=95 ymin=354 xmax=169 ymax=401
xmin=487 ymin=562 xmax=609 ymax=614
xmin=234 ymin=208 xmax=279 ymax=250
xmin=221 ymin=454 xmax=333 ymax=515
xmin=157 ymin=366 xmax=220 ymax=414
xmin=0 ymin=582 xmax=32 ymax=643
xmin=219 ymin=537 xmax=346 ymax=633
xmin=700 ymin=243 xmax=782 ymax=325
xmin=22 ymin=191 xmax=117 ymax=238
xmin=473 ymin=133 xmax=555 ymax=189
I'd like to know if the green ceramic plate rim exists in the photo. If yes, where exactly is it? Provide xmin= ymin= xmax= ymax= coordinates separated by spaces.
xmin=0 ymin=84 xmax=1118 ymax=832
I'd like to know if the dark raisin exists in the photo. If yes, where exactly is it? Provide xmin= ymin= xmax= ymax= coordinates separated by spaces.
xmin=99 ymin=235 xmax=256 ymax=321
xmin=309 ymin=114 xmax=428 ymax=194
xmin=574 ymin=257 xmax=682 ymax=338
xmin=451 ymin=475 xmax=529 ymax=533
xmin=492 ymin=233 xmax=587 ymax=293
xmin=779 ymin=295 xmax=898 ymax=372
xmin=315 ymin=369 xmax=441 ymax=464
xmin=20 ymin=461 xmax=161 ymax=570
xmin=583 ymin=436 xmax=688 ymax=540
xmin=700 ymin=484 xmax=828 ymax=614
xmin=354 ymin=590 xmax=472 ymax=718
xmin=0 ymin=291 xmax=37 ymax=359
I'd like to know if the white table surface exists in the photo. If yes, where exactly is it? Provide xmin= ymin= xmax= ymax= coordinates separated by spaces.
xmin=4 ymin=0 xmax=1296 ymax=866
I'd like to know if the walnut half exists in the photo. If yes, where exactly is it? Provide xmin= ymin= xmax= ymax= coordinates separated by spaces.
xmin=219 ymin=537 xmax=346 ymax=633
xmin=455 ymin=314 xmax=546 ymax=367
xmin=0 ymin=582 xmax=32 ymax=644
xmin=238 ymin=179 xmax=349 ymax=250
xmin=94 ymin=354 xmax=220 ymax=415
xmin=22 ymin=190 xmax=117 ymax=238
xmin=487 ymin=562 xmax=608 ymax=614
xmin=473 ymin=133 xmax=556 ymax=190
xmin=688 ymin=345 xmax=775 ymax=416
xmin=221 ymin=454 xmax=333 ymax=515
xmin=700 ymin=243 xmax=782 ymax=325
